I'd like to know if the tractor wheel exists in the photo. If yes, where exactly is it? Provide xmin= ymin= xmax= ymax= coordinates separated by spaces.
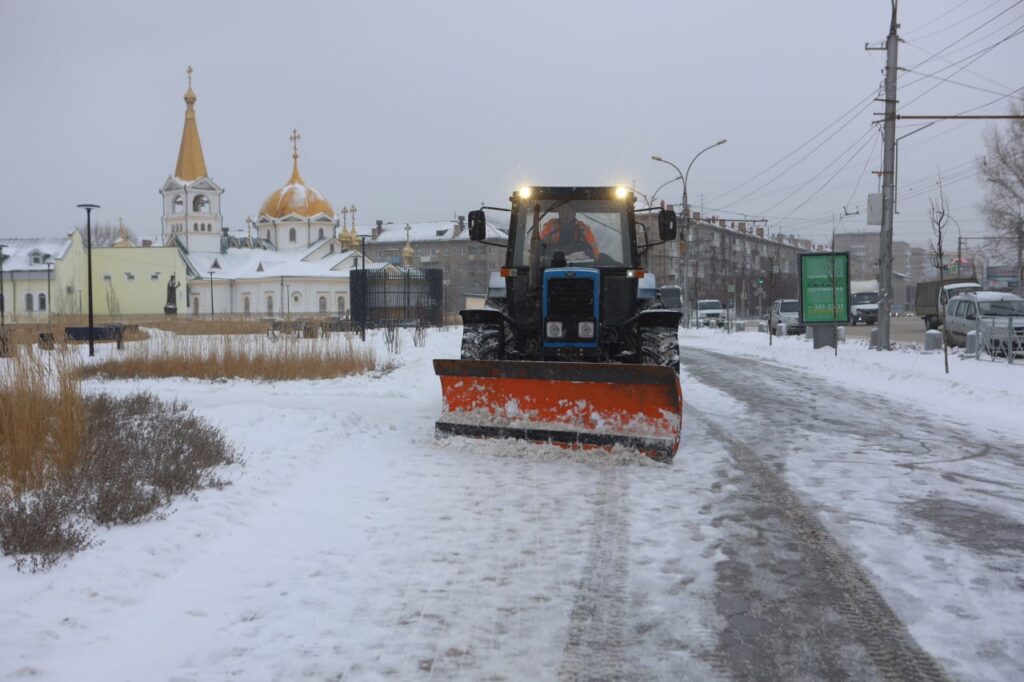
xmin=641 ymin=326 xmax=680 ymax=372
xmin=461 ymin=322 xmax=504 ymax=360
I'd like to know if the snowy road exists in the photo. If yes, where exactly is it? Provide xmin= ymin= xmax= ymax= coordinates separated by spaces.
xmin=2 ymin=329 xmax=1022 ymax=680
xmin=682 ymin=345 xmax=1024 ymax=682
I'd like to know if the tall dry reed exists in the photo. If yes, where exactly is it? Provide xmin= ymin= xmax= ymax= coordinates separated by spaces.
xmin=0 ymin=348 xmax=85 ymax=490
xmin=80 ymin=333 xmax=378 ymax=381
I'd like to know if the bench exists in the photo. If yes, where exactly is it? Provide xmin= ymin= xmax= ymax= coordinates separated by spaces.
xmin=64 ymin=325 xmax=124 ymax=349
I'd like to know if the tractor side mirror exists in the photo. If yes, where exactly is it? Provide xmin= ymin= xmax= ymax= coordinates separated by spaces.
xmin=468 ymin=210 xmax=487 ymax=241
xmin=658 ymin=209 xmax=677 ymax=241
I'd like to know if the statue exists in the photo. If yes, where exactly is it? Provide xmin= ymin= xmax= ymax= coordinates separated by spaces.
xmin=164 ymin=274 xmax=180 ymax=314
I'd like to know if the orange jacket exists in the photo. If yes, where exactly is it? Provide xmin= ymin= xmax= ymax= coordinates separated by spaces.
xmin=541 ymin=218 xmax=600 ymax=259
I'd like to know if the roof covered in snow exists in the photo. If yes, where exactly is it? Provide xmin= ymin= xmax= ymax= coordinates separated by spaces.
xmin=181 ymin=238 xmax=385 ymax=281
xmin=0 ymin=237 xmax=71 ymax=271
xmin=361 ymin=220 xmax=508 ymax=244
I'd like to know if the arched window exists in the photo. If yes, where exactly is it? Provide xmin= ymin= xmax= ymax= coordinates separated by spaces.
xmin=24 ymin=293 xmax=34 ymax=312
xmin=38 ymin=293 xmax=47 ymax=311
xmin=193 ymin=195 xmax=210 ymax=213
xmin=289 ymin=227 xmax=296 ymax=242
xmin=173 ymin=195 xmax=184 ymax=214
xmin=318 ymin=296 xmax=327 ymax=313
xmin=266 ymin=230 xmax=271 ymax=241
xmin=337 ymin=296 xmax=346 ymax=316
xmin=192 ymin=297 xmax=200 ymax=315
xmin=266 ymin=295 xmax=274 ymax=314
xmin=242 ymin=295 xmax=250 ymax=314
xmin=318 ymin=228 xmax=324 ymax=240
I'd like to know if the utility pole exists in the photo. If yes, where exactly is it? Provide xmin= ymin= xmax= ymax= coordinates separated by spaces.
xmin=867 ymin=1 xmax=899 ymax=350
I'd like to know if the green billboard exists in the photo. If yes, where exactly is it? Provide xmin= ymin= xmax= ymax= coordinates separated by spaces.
xmin=799 ymin=252 xmax=850 ymax=324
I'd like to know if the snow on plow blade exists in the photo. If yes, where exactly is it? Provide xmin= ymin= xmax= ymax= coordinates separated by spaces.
xmin=434 ymin=359 xmax=682 ymax=462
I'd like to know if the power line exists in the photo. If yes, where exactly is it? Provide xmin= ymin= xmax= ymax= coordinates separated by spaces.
xmin=902 ymin=0 xmax=977 ymax=39
xmin=706 ymin=87 xmax=881 ymax=206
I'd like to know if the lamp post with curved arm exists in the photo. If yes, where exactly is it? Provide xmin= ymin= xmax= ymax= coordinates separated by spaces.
xmin=651 ymin=140 xmax=727 ymax=325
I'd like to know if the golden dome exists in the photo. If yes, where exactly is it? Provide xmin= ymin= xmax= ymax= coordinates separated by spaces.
xmin=258 ymin=130 xmax=334 ymax=219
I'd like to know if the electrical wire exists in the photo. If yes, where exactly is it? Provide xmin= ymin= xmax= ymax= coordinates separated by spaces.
xmin=706 ymin=87 xmax=881 ymax=206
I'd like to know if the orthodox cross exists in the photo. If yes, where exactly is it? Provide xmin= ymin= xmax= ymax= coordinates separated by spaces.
xmin=340 ymin=206 xmax=349 ymax=229
xmin=405 ymin=223 xmax=412 ymax=243
xmin=187 ymin=65 xmax=193 ymax=88
xmin=350 ymin=204 xmax=357 ymax=228
xmin=290 ymin=129 xmax=301 ymax=158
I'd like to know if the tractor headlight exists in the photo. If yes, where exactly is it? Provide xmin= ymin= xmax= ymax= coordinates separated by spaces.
xmin=546 ymin=321 xmax=564 ymax=338
xmin=614 ymin=186 xmax=629 ymax=200
xmin=578 ymin=321 xmax=595 ymax=339
xmin=517 ymin=186 xmax=532 ymax=199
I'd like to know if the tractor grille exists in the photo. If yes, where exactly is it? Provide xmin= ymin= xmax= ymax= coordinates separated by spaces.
xmin=547 ymin=278 xmax=594 ymax=316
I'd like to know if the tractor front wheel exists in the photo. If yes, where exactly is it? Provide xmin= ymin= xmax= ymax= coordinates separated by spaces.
xmin=640 ymin=326 xmax=680 ymax=372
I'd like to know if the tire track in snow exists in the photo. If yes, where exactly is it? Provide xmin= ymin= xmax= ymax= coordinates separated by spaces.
xmin=557 ymin=464 xmax=631 ymax=681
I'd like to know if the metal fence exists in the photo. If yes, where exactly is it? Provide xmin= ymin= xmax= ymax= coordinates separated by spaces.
xmin=969 ymin=316 xmax=1024 ymax=363
xmin=351 ymin=267 xmax=443 ymax=329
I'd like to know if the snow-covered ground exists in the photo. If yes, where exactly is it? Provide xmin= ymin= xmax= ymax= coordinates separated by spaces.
xmin=2 ymin=326 xmax=1021 ymax=680
xmin=1 ymin=330 xmax=727 ymax=681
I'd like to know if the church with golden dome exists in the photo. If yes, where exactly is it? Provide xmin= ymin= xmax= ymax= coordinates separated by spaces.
xmin=159 ymin=68 xmax=386 ymax=318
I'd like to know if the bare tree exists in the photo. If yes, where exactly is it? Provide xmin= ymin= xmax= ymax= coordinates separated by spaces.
xmin=75 ymin=222 xmax=137 ymax=248
xmin=928 ymin=185 xmax=951 ymax=374
xmin=977 ymin=94 xmax=1024 ymax=295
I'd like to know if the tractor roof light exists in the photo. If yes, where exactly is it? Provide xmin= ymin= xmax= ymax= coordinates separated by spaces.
xmin=614 ymin=186 xmax=629 ymax=200
xmin=517 ymin=186 xmax=532 ymax=199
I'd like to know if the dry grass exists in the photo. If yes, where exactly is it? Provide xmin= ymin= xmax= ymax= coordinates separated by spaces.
xmin=0 ymin=350 xmax=238 ymax=570
xmin=80 ymin=333 xmax=378 ymax=382
xmin=0 ymin=349 xmax=85 ymax=491
xmin=143 ymin=317 xmax=273 ymax=336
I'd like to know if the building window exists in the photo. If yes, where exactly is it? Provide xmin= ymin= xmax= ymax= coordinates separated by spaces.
xmin=102 ymin=273 xmax=112 ymax=282
xmin=318 ymin=296 xmax=327 ymax=313
xmin=289 ymin=227 xmax=296 ymax=242
xmin=192 ymin=296 xmax=200 ymax=315
xmin=337 ymin=296 xmax=346 ymax=316
xmin=266 ymin=230 xmax=271 ymax=241
xmin=173 ymin=195 xmax=184 ymax=214
xmin=266 ymin=295 xmax=274 ymax=314
xmin=24 ymin=293 xmax=34 ymax=312
xmin=318 ymin=228 xmax=324 ymax=240
xmin=150 ymin=272 xmax=160 ymax=281
xmin=125 ymin=272 xmax=135 ymax=281
xmin=31 ymin=254 xmax=42 ymax=265
xmin=193 ymin=195 xmax=210 ymax=213
xmin=243 ymin=295 xmax=251 ymax=314
xmin=38 ymin=293 xmax=47 ymax=311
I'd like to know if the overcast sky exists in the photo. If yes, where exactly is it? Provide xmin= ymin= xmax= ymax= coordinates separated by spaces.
xmin=1 ymin=0 xmax=1020 ymax=249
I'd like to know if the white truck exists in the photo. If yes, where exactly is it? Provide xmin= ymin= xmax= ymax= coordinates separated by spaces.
xmin=696 ymin=299 xmax=725 ymax=327
xmin=850 ymin=280 xmax=880 ymax=326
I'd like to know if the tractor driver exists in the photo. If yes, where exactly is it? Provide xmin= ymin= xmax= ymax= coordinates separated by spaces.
xmin=540 ymin=206 xmax=600 ymax=262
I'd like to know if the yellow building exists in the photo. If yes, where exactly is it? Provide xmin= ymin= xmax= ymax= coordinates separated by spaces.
xmin=54 ymin=230 xmax=190 ymax=316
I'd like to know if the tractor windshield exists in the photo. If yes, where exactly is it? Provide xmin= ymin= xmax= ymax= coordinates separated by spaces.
xmin=512 ymin=199 xmax=633 ymax=268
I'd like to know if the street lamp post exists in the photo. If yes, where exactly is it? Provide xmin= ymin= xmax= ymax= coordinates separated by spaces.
xmin=76 ymin=203 xmax=100 ymax=357
xmin=357 ymin=233 xmax=370 ymax=341
xmin=0 ymin=244 xmax=7 ymax=329
xmin=46 ymin=261 xmax=53 ymax=326
xmin=652 ymin=139 xmax=727 ymax=325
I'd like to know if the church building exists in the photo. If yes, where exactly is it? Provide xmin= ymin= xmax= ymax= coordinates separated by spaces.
xmin=160 ymin=68 xmax=379 ymax=318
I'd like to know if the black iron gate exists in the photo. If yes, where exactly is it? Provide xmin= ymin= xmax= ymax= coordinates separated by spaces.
xmin=351 ymin=267 xmax=443 ymax=329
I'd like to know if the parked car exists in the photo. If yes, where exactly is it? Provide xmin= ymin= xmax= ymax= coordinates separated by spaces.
xmin=769 ymin=299 xmax=805 ymax=335
xmin=944 ymin=291 xmax=1024 ymax=351
xmin=696 ymin=299 xmax=725 ymax=328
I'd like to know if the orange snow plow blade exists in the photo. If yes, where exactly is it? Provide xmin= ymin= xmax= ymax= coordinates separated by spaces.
xmin=434 ymin=359 xmax=682 ymax=462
